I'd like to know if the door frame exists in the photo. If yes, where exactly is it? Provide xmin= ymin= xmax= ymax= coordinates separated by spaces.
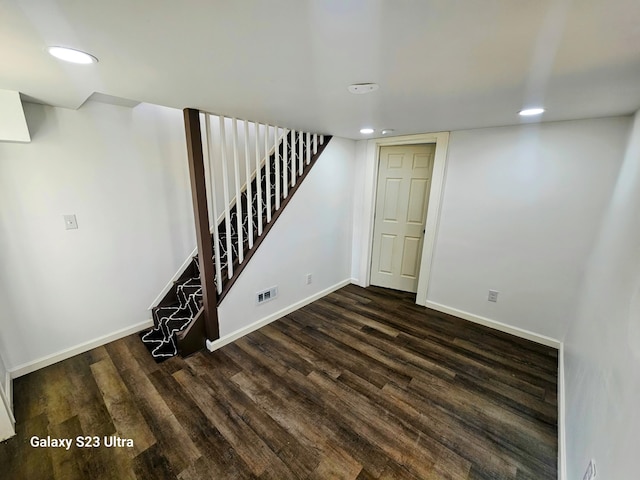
xmin=357 ymin=131 xmax=450 ymax=306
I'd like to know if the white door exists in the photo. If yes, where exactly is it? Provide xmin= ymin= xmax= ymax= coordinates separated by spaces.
xmin=370 ymin=144 xmax=435 ymax=293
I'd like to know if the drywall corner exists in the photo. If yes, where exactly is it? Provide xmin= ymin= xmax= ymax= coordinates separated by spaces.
xmin=558 ymin=342 xmax=566 ymax=480
xmin=0 ymin=90 xmax=30 ymax=143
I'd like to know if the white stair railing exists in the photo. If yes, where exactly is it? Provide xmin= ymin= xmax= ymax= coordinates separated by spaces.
xmin=200 ymin=112 xmax=327 ymax=292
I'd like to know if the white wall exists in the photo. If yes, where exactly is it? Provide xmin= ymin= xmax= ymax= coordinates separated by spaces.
xmin=0 ymin=101 xmax=195 ymax=371
xmin=426 ymin=117 xmax=630 ymax=340
xmin=218 ymin=137 xmax=355 ymax=337
xmin=563 ymin=110 xmax=640 ymax=479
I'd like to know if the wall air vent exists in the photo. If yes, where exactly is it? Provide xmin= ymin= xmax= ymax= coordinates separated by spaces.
xmin=256 ymin=286 xmax=278 ymax=305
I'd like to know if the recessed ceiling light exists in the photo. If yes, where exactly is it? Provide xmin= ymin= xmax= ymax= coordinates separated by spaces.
xmin=381 ymin=129 xmax=395 ymax=135
xmin=360 ymin=128 xmax=375 ymax=134
xmin=518 ymin=107 xmax=545 ymax=116
xmin=348 ymin=83 xmax=379 ymax=94
xmin=47 ymin=46 xmax=98 ymax=64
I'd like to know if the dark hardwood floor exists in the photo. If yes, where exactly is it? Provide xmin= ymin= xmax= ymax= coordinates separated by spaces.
xmin=0 ymin=285 xmax=558 ymax=479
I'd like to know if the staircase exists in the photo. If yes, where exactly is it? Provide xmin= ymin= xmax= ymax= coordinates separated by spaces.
xmin=141 ymin=117 xmax=331 ymax=360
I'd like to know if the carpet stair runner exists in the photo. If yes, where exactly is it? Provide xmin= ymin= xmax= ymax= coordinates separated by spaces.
xmin=141 ymin=131 xmax=329 ymax=360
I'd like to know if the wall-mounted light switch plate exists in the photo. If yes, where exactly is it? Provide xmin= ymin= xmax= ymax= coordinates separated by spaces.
xmin=64 ymin=214 xmax=78 ymax=230
xmin=488 ymin=290 xmax=499 ymax=302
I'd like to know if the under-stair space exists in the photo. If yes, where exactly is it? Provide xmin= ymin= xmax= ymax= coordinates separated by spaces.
xmin=141 ymin=113 xmax=331 ymax=360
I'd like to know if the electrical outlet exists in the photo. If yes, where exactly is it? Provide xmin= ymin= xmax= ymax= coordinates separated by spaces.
xmin=583 ymin=459 xmax=597 ymax=480
xmin=488 ymin=290 xmax=499 ymax=302
xmin=256 ymin=286 xmax=278 ymax=305
xmin=306 ymin=273 xmax=312 ymax=285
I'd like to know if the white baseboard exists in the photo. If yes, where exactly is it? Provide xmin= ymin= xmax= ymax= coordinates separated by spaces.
xmin=207 ymin=279 xmax=351 ymax=352
xmin=558 ymin=343 xmax=567 ymax=480
xmin=10 ymin=319 xmax=154 ymax=378
xmin=423 ymin=301 xmax=562 ymax=349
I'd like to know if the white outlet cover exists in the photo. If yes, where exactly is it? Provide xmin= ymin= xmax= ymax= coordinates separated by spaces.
xmin=64 ymin=214 xmax=78 ymax=230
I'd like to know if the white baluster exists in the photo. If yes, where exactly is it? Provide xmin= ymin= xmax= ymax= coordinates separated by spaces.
xmin=320 ymin=134 xmax=324 ymax=145
xmin=274 ymin=126 xmax=280 ymax=210
xmin=265 ymin=124 xmax=272 ymax=223
xmin=201 ymin=113 xmax=214 ymax=228
xmin=244 ymin=120 xmax=253 ymax=249
xmin=255 ymin=123 xmax=263 ymax=236
xmin=291 ymin=129 xmax=297 ymax=187
xmin=298 ymin=130 xmax=303 ymax=176
xmin=205 ymin=114 xmax=222 ymax=294
xmin=219 ymin=116 xmax=233 ymax=279
xmin=283 ymin=129 xmax=288 ymax=199
xmin=306 ymin=131 xmax=311 ymax=165
xmin=232 ymin=118 xmax=243 ymax=264
xmin=313 ymin=133 xmax=318 ymax=155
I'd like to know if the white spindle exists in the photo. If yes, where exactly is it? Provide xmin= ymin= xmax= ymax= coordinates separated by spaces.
xmin=265 ymin=124 xmax=272 ymax=222
xmin=306 ymin=131 xmax=311 ymax=165
xmin=219 ymin=116 xmax=233 ymax=279
xmin=313 ymin=133 xmax=318 ymax=155
xmin=298 ymin=130 xmax=303 ymax=176
xmin=232 ymin=118 xmax=243 ymax=264
xmin=274 ymin=126 xmax=280 ymax=210
xmin=201 ymin=113 xmax=214 ymax=227
xmin=320 ymin=134 xmax=324 ymax=145
xmin=291 ymin=129 xmax=297 ymax=187
xmin=205 ymin=115 xmax=223 ymax=294
xmin=255 ymin=123 xmax=263 ymax=236
xmin=244 ymin=120 xmax=253 ymax=249
xmin=283 ymin=129 xmax=288 ymax=198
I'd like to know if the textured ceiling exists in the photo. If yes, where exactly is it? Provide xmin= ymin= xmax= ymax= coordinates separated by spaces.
xmin=2 ymin=0 xmax=640 ymax=139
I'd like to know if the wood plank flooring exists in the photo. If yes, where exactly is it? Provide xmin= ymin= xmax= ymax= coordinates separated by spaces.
xmin=0 ymin=285 xmax=558 ymax=479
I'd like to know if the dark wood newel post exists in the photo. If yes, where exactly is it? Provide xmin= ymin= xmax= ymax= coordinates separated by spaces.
xmin=183 ymin=108 xmax=219 ymax=342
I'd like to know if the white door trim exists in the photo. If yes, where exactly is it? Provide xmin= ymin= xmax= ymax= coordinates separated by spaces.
xmin=358 ymin=132 xmax=450 ymax=306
